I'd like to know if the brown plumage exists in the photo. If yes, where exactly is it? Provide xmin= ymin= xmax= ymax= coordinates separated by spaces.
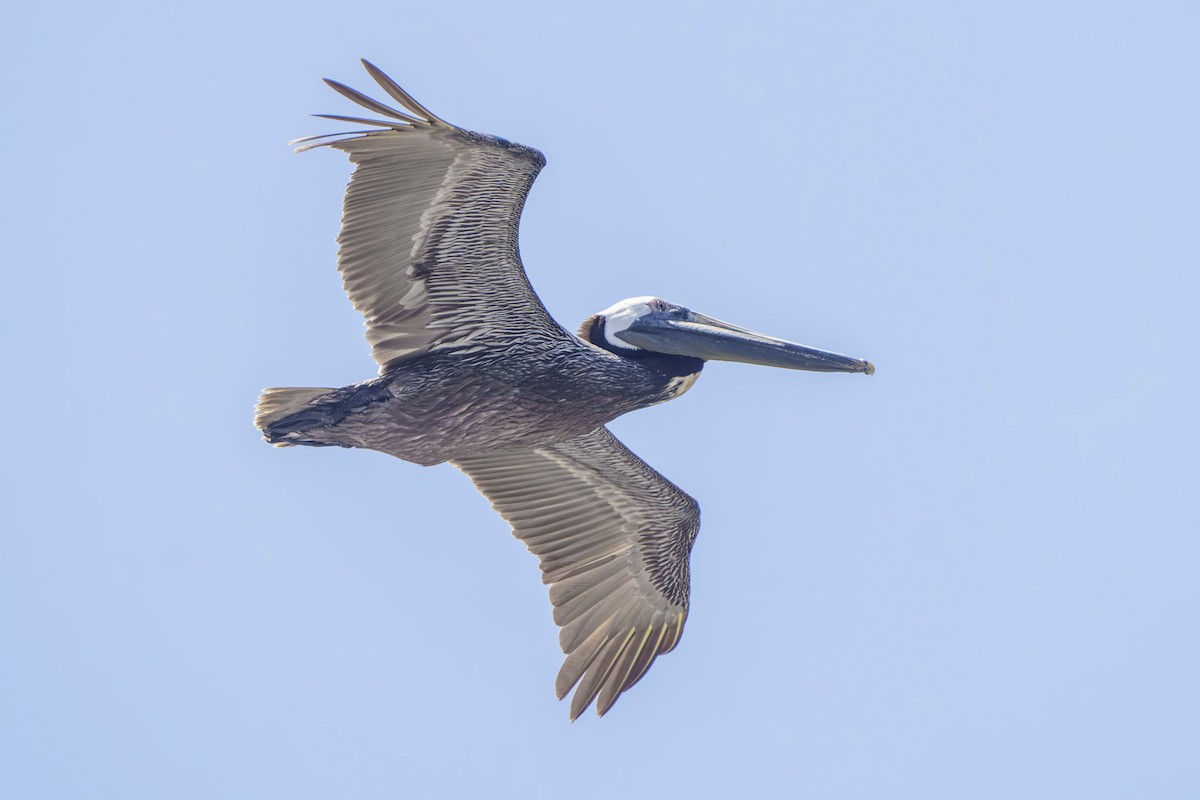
xmin=256 ymin=61 xmax=873 ymax=719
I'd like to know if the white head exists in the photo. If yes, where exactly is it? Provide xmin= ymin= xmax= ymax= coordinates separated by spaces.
xmin=592 ymin=296 xmax=676 ymax=351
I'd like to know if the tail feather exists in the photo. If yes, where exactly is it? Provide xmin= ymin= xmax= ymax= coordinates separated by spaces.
xmin=254 ymin=387 xmax=334 ymax=442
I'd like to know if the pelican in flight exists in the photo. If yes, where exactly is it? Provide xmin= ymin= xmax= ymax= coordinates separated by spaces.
xmin=255 ymin=61 xmax=874 ymax=719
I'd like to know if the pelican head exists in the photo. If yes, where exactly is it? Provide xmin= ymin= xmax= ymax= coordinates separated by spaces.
xmin=585 ymin=296 xmax=875 ymax=375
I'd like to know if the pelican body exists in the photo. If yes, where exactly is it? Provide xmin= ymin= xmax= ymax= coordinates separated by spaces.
xmin=261 ymin=316 xmax=703 ymax=466
xmin=256 ymin=62 xmax=874 ymax=719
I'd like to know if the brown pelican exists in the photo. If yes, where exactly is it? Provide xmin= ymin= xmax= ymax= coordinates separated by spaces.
xmin=255 ymin=61 xmax=874 ymax=719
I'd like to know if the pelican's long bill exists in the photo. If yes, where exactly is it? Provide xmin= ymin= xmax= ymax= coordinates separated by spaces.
xmin=615 ymin=310 xmax=875 ymax=375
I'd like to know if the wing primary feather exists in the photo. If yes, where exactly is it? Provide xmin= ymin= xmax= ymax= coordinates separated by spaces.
xmin=623 ymin=622 xmax=671 ymax=691
xmin=555 ymin=614 xmax=619 ymax=700
xmin=571 ymin=627 xmax=638 ymax=719
xmin=552 ymin=570 xmax=630 ymax=626
xmin=290 ymin=131 xmax=373 ymax=152
xmin=549 ymin=563 xmax=628 ymax=614
xmin=360 ymin=59 xmax=448 ymax=126
xmin=596 ymin=625 xmax=656 ymax=716
xmin=558 ymin=587 xmax=636 ymax=653
xmin=313 ymin=113 xmax=406 ymax=128
xmin=322 ymin=78 xmax=423 ymax=124
xmin=546 ymin=558 xmax=626 ymax=606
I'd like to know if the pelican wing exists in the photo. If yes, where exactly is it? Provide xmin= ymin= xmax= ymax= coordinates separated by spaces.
xmin=296 ymin=61 xmax=566 ymax=371
xmin=453 ymin=427 xmax=700 ymax=719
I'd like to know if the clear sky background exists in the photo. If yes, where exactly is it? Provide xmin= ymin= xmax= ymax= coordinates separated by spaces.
xmin=3 ymin=2 xmax=1197 ymax=798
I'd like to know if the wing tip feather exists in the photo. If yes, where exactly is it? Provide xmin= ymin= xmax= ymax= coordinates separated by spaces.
xmin=321 ymin=77 xmax=419 ymax=124
xmin=360 ymin=59 xmax=448 ymax=126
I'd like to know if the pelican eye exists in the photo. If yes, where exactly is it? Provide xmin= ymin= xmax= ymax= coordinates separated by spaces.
xmin=649 ymin=299 xmax=670 ymax=313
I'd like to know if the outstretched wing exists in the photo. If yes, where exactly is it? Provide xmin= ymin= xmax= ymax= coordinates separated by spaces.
xmin=453 ymin=428 xmax=700 ymax=719
xmin=296 ymin=60 xmax=570 ymax=371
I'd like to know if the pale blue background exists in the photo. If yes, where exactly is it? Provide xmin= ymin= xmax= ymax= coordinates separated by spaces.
xmin=3 ymin=2 xmax=1198 ymax=798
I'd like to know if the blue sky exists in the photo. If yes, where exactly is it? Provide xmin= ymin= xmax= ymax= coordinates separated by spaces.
xmin=3 ymin=2 xmax=1198 ymax=798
